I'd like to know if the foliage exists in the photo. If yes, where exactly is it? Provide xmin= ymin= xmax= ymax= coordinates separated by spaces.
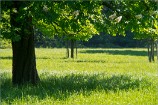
xmin=34 ymin=31 xmax=65 ymax=48
xmin=1 ymin=1 xmax=103 ymax=42
xmin=34 ymin=1 xmax=102 ymax=41
xmin=33 ymin=31 xmax=146 ymax=48
xmin=83 ymin=32 xmax=146 ymax=48
xmin=0 ymin=9 xmax=12 ymax=39
xmin=1 ymin=1 xmax=34 ymax=41
xmin=0 ymin=38 xmax=11 ymax=48
xmin=1 ymin=1 xmax=157 ymax=42
xmin=102 ymin=1 xmax=158 ymax=40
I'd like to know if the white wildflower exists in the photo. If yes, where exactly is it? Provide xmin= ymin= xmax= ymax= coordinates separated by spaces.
xmin=115 ymin=16 xmax=122 ymax=23
xmin=109 ymin=13 xmax=117 ymax=20
xmin=135 ymin=14 xmax=142 ymax=19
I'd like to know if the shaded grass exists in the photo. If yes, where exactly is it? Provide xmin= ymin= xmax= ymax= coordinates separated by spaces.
xmin=1 ymin=72 xmax=152 ymax=103
xmin=80 ymin=49 xmax=155 ymax=56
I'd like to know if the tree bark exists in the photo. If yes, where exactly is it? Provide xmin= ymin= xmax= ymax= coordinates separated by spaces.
xmin=75 ymin=40 xmax=78 ymax=59
xmin=70 ymin=39 xmax=75 ymax=58
xmin=148 ymin=39 xmax=155 ymax=62
xmin=11 ymin=1 xmax=40 ymax=85
xmin=148 ymin=43 xmax=150 ymax=62
xmin=151 ymin=40 xmax=154 ymax=62
xmin=157 ymin=39 xmax=158 ymax=61
xmin=66 ymin=39 xmax=69 ymax=58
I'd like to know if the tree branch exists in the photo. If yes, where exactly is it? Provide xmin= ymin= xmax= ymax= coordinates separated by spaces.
xmin=53 ymin=21 xmax=68 ymax=34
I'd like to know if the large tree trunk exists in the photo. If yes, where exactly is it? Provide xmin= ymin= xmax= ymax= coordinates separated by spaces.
xmin=11 ymin=1 xmax=40 ymax=85
xmin=12 ymin=33 xmax=40 ymax=85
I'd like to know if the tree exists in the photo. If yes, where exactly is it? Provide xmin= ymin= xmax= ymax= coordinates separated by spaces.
xmin=102 ymin=0 xmax=158 ymax=62
xmin=35 ymin=1 xmax=102 ymax=58
xmin=1 ymin=1 xmax=40 ymax=85
xmin=1 ymin=1 xmax=103 ymax=85
xmin=125 ymin=1 xmax=158 ymax=62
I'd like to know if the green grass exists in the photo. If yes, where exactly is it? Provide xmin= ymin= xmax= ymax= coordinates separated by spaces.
xmin=0 ymin=48 xmax=158 ymax=105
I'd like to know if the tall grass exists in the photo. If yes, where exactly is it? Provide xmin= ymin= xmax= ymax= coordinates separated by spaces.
xmin=0 ymin=48 xmax=158 ymax=105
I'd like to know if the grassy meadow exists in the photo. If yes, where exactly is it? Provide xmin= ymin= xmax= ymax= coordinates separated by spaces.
xmin=0 ymin=48 xmax=158 ymax=105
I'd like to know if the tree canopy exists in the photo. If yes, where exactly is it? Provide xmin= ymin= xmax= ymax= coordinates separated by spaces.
xmin=1 ymin=1 xmax=157 ymax=42
xmin=34 ymin=1 xmax=103 ymax=41
xmin=102 ymin=1 xmax=158 ymax=40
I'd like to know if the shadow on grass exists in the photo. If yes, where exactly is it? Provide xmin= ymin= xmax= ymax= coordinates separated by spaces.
xmin=0 ymin=56 xmax=51 ymax=60
xmin=80 ymin=49 xmax=149 ymax=56
xmin=1 ymin=72 xmax=150 ymax=102
xmin=63 ymin=59 xmax=107 ymax=63
xmin=0 ymin=56 xmax=12 ymax=59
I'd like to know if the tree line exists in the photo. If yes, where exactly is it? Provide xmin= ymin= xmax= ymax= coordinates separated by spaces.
xmin=34 ymin=31 xmax=146 ymax=48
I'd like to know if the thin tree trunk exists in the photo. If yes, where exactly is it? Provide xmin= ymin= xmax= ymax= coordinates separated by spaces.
xmin=11 ymin=1 xmax=40 ymax=85
xmin=66 ymin=39 xmax=69 ymax=58
xmin=151 ymin=40 xmax=154 ymax=62
xmin=148 ymin=42 xmax=151 ymax=62
xmin=75 ymin=40 xmax=77 ymax=59
xmin=70 ymin=39 xmax=75 ymax=58
xmin=148 ymin=39 xmax=155 ymax=62
xmin=157 ymin=39 xmax=158 ymax=61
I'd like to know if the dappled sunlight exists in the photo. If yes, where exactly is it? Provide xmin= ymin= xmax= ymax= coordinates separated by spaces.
xmin=1 ymin=72 xmax=151 ymax=101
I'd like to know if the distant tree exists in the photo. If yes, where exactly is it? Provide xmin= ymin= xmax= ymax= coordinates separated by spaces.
xmin=35 ymin=1 xmax=102 ymax=58
xmin=102 ymin=1 xmax=158 ymax=62
xmin=83 ymin=31 xmax=146 ymax=48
